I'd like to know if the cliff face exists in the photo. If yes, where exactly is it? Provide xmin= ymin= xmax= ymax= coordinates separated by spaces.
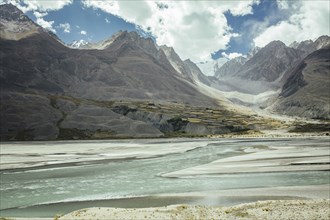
xmin=269 ymin=47 xmax=330 ymax=119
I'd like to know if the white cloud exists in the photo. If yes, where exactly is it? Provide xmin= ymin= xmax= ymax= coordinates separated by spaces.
xmin=82 ymin=0 xmax=259 ymax=62
xmin=105 ymin=17 xmax=110 ymax=23
xmin=276 ymin=0 xmax=289 ymax=10
xmin=229 ymin=0 xmax=260 ymax=16
xmin=196 ymin=57 xmax=228 ymax=76
xmin=31 ymin=10 xmax=57 ymax=33
xmin=254 ymin=1 xmax=330 ymax=47
xmin=221 ymin=52 xmax=245 ymax=60
xmin=36 ymin=17 xmax=56 ymax=33
xmin=59 ymin=22 xmax=71 ymax=33
xmin=33 ymin=11 xmax=47 ymax=18
xmin=5 ymin=0 xmax=73 ymax=12
xmin=80 ymin=30 xmax=87 ymax=35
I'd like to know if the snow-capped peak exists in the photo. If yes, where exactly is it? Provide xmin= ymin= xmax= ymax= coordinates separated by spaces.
xmin=68 ymin=39 xmax=89 ymax=48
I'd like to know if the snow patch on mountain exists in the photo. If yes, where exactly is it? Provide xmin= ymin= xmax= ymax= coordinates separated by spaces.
xmin=196 ymin=58 xmax=227 ymax=76
xmin=68 ymin=39 xmax=90 ymax=48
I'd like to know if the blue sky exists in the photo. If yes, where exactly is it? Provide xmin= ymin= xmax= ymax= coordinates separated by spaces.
xmin=212 ymin=0 xmax=291 ymax=59
xmin=25 ymin=1 xmax=139 ymax=44
xmin=3 ymin=0 xmax=329 ymax=67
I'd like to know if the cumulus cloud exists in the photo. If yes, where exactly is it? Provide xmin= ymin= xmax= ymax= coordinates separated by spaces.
xmin=3 ymin=0 xmax=73 ymax=12
xmin=254 ymin=1 xmax=330 ymax=47
xmin=33 ymin=11 xmax=46 ymax=18
xmin=80 ymin=30 xmax=87 ymax=35
xmin=31 ymin=9 xmax=57 ymax=33
xmin=276 ymin=0 xmax=289 ymax=10
xmin=82 ymin=0 xmax=259 ymax=62
xmin=221 ymin=52 xmax=245 ymax=60
xmin=36 ymin=17 xmax=56 ymax=33
xmin=229 ymin=0 xmax=259 ymax=16
xmin=31 ymin=10 xmax=55 ymax=33
xmin=59 ymin=22 xmax=71 ymax=33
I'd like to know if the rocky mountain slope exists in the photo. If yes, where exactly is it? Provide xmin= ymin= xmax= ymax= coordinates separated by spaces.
xmin=289 ymin=35 xmax=330 ymax=58
xmin=233 ymin=41 xmax=302 ymax=82
xmin=215 ymin=37 xmax=329 ymax=83
xmin=213 ymin=41 xmax=303 ymax=96
xmin=1 ymin=26 xmax=215 ymax=105
xmin=215 ymin=56 xmax=248 ymax=79
xmin=268 ymin=46 xmax=330 ymax=119
xmin=0 ymin=3 xmax=40 ymax=40
xmin=2 ymin=4 xmax=274 ymax=141
xmin=210 ymin=36 xmax=330 ymax=120
xmin=1 ymin=4 xmax=328 ymax=140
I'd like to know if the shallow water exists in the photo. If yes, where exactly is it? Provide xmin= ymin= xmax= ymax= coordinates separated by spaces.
xmin=0 ymin=138 xmax=329 ymax=217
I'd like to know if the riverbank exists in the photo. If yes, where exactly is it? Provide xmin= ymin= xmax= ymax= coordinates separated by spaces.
xmin=2 ymin=184 xmax=329 ymax=219
xmin=6 ymin=199 xmax=330 ymax=220
xmin=56 ymin=199 xmax=330 ymax=219
xmin=208 ymin=130 xmax=330 ymax=138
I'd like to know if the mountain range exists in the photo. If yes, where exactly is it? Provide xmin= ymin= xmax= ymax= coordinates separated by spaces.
xmin=0 ymin=4 xmax=329 ymax=140
xmin=212 ymin=35 xmax=330 ymax=114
